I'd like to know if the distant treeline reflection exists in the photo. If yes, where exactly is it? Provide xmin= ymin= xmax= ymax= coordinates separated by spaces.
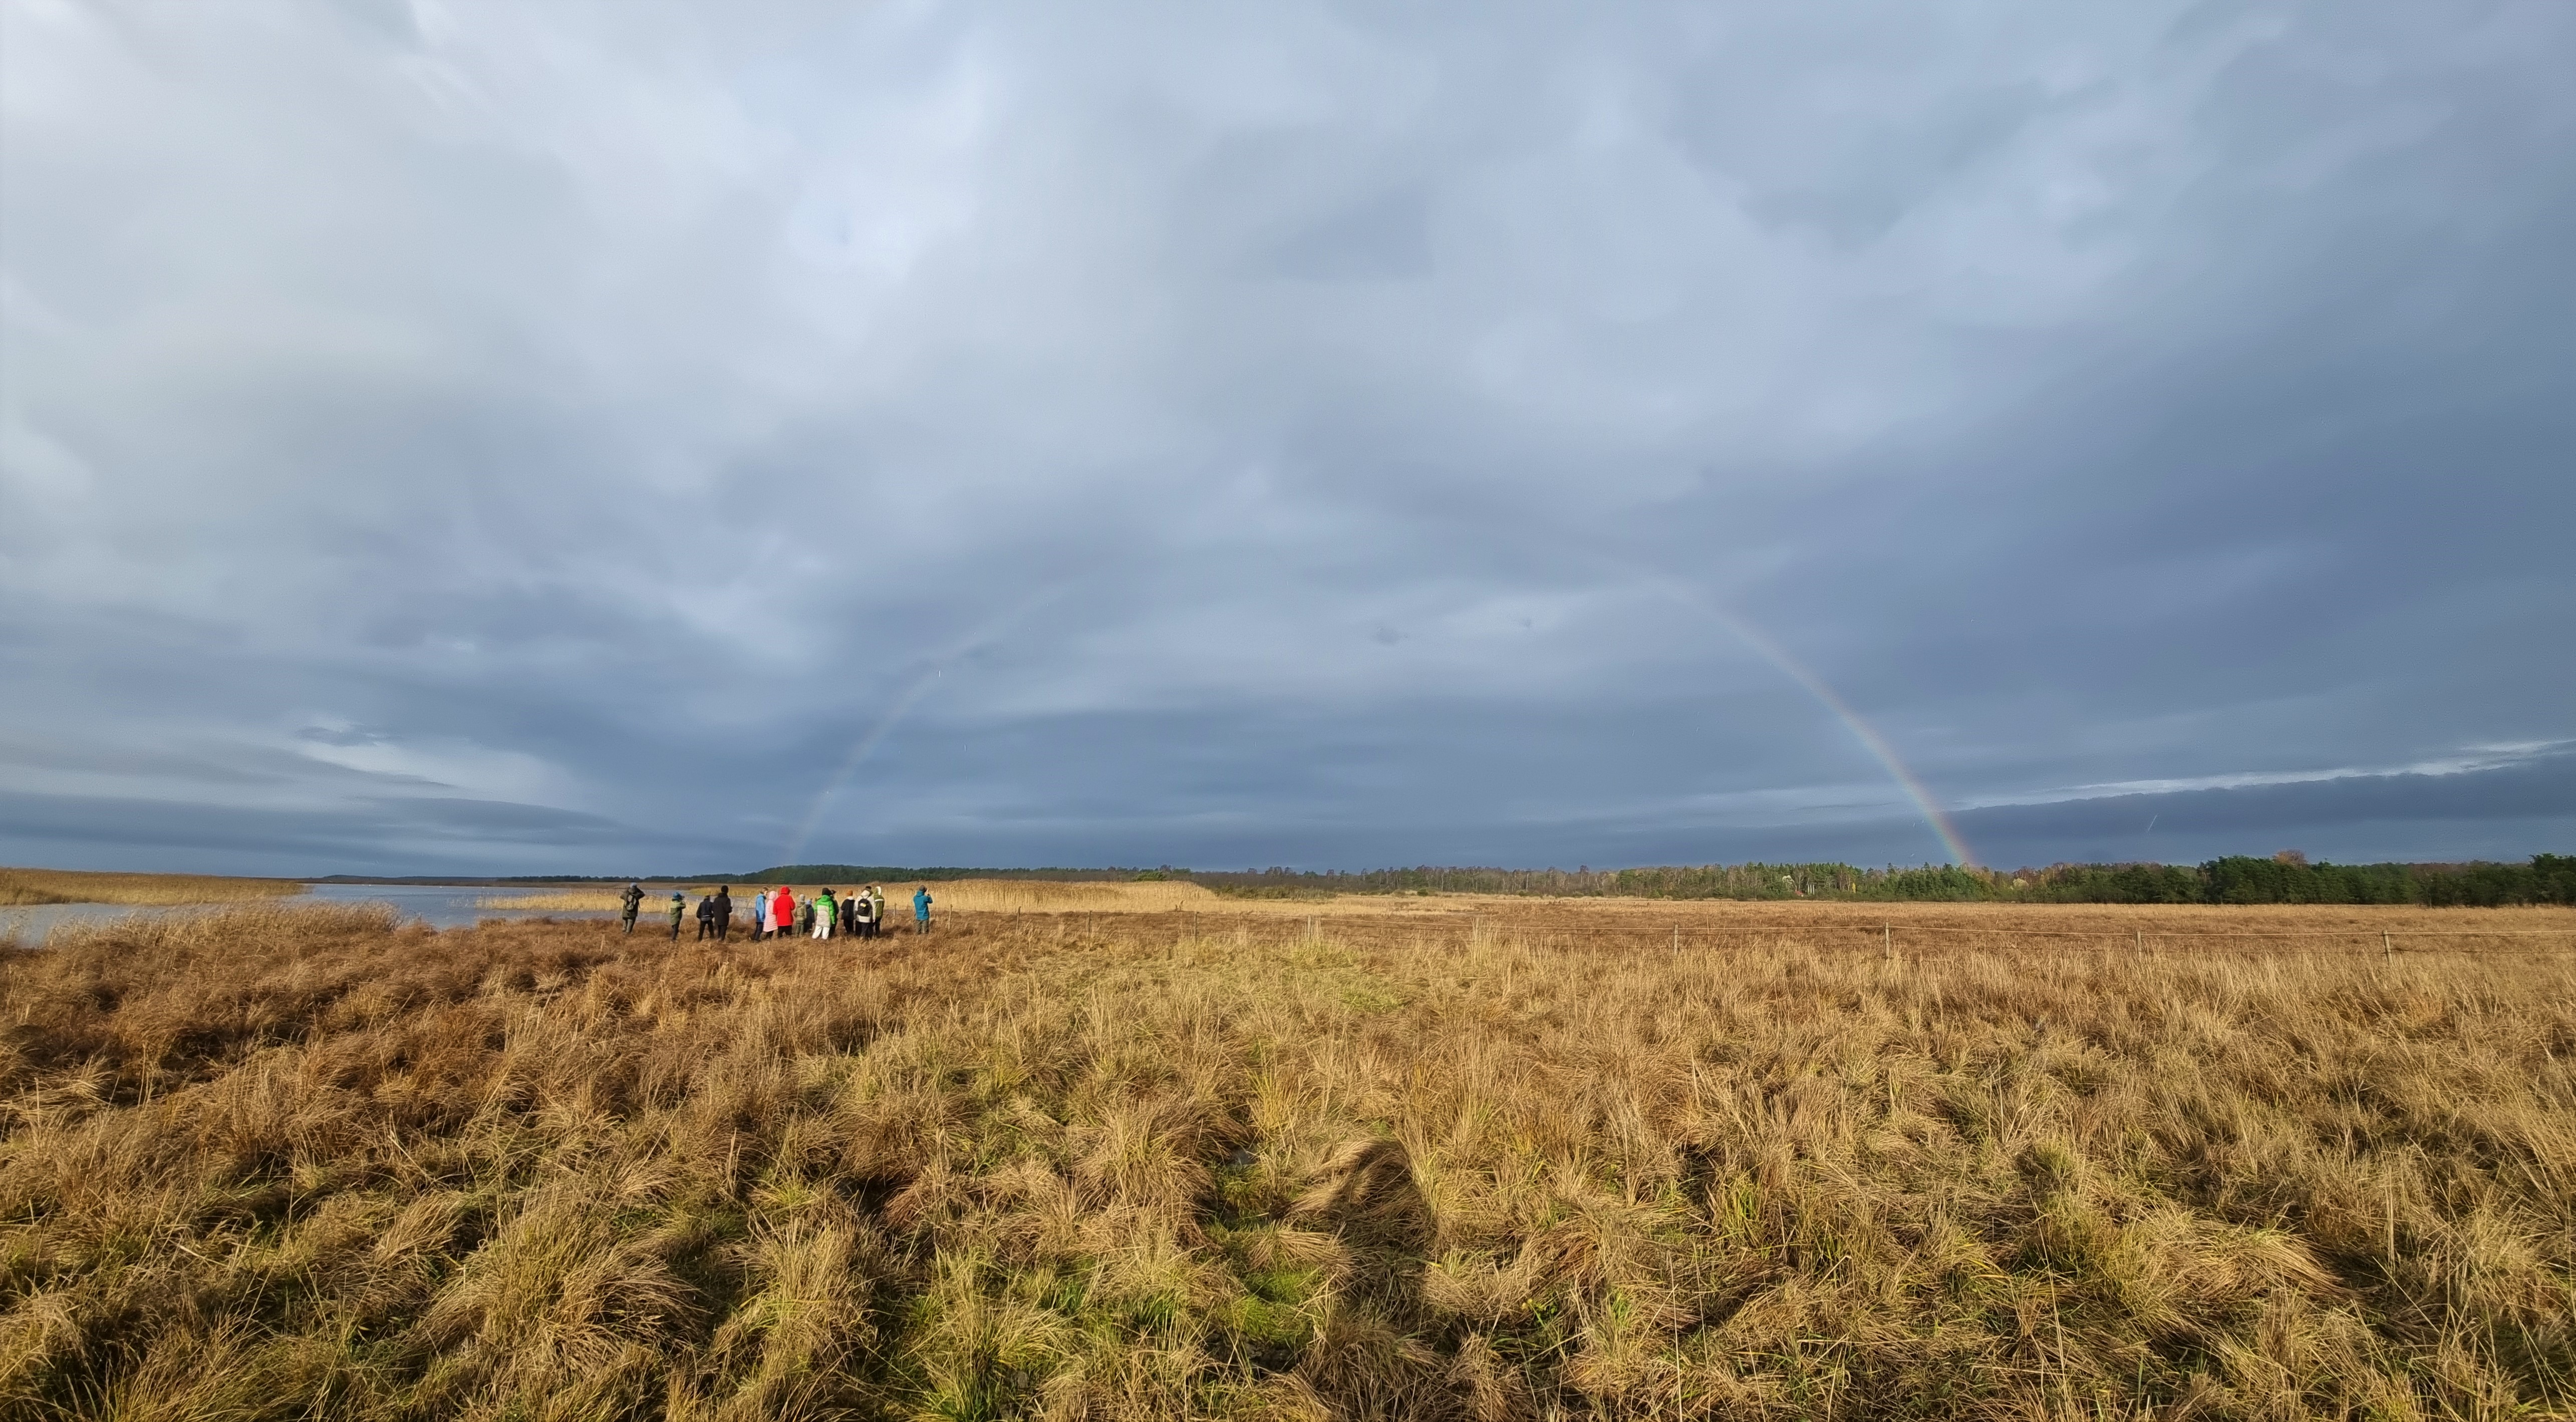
xmin=1184 ymin=855 xmax=2576 ymax=906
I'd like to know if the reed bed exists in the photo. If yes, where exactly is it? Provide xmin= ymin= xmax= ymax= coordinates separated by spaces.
xmin=0 ymin=866 xmax=304 ymax=907
xmin=475 ymin=889 xmax=676 ymax=911
xmin=1 ymin=902 xmax=2569 ymax=1419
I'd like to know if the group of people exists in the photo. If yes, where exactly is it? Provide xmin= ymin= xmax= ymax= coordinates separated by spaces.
xmin=619 ymin=881 xmax=933 ymax=941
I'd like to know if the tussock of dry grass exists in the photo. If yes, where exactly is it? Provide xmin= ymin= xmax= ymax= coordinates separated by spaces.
xmin=0 ymin=866 xmax=303 ymax=907
xmin=2 ymin=903 xmax=2570 ymax=1419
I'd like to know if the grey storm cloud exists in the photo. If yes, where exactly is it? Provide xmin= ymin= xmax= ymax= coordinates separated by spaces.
xmin=2 ymin=0 xmax=2570 ymax=876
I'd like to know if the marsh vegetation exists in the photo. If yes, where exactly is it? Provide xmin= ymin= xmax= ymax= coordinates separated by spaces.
xmin=2 ymin=900 xmax=2569 ymax=1418
xmin=0 ymin=867 xmax=303 ymax=908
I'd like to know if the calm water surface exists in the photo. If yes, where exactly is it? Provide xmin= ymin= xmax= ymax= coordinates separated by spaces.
xmin=0 ymin=883 xmax=619 ymax=945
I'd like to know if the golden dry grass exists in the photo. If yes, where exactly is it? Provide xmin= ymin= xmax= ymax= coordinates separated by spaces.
xmin=478 ymin=889 xmax=701 ymax=911
xmin=0 ymin=866 xmax=304 ymax=907
xmin=2 ymin=901 xmax=2570 ymax=1419
xmin=474 ymin=882 xmax=2576 ymax=941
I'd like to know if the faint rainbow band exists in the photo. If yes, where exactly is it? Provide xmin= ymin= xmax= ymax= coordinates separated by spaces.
xmin=785 ymin=577 xmax=1976 ymax=871
xmin=780 ymin=585 xmax=1074 ymax=866
xmin=1645 ymin=579 xmax=1976 ymax=868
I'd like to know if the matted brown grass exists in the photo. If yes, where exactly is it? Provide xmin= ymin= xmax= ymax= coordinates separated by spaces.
xmin=0 ymin=866 xmax=304 ymax=907
xmin=2 ymin=901 xmax=2570 ymax=1418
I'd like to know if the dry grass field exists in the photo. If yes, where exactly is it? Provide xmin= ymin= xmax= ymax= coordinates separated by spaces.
xmin=478 ymin=881 xmax=2576 ymax=943
xmin=2 ymin=899 xmax=2570 ymax=1419
xmin=0 ymin=867 xmax=304 ymax=908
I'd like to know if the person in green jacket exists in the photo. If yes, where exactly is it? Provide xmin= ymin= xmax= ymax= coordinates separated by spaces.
xmin=620 ymin=882 xmax=645 ymax=934
xmin=813 ymin=888 xmax=837 ymax=940
xmin=665 ymin=892 xmax=685 ymax=941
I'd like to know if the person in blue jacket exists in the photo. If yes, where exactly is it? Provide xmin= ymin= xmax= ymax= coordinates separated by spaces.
xmin=912 ymin=885 xmax=933 ymax=934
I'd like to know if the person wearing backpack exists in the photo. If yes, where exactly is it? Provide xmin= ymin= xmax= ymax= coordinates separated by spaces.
xmin=851 ymin=890 xmax=875 ymax=939
xmin=694 ymin=892 xmax=717 ymax=940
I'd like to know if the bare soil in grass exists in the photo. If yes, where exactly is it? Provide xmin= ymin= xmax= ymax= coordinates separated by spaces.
xmin=2 ymin=901 xmax=2570 ymax=1418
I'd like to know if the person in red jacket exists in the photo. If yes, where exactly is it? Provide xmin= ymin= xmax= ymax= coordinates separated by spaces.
xmin=769 ymin=886 xmax=794 ymax=942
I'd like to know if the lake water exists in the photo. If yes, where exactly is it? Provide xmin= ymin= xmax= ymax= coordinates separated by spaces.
xmin=0 ymin=883 xmax=621 ymax=945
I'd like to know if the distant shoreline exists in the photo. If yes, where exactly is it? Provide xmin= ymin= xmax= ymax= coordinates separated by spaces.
xmin=9 ymin=853 xmax=2570 ymax=908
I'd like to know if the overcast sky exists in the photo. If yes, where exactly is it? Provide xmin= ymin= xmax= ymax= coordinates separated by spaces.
xmin=4 ymin=0 xmax=2571 ymax=877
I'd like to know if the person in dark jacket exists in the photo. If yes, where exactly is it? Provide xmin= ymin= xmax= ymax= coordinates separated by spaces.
xmin=852 ymin=890 xmax=876 ymax=939
xmin=620 ymin=882 xmax=645 ymax=934
xmin=712 ymin=886 xmax=733 ymax=941
xmin=838 ymin=892 xmax=857 ymax=937
xmin=694 ymin=893 xmax=717 ymax=940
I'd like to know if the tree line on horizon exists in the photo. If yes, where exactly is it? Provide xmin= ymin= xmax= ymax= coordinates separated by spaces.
xmin=1176 ymin=855 xmax=2576 ymax=905
xmin=660 ymin=854 xmax=2575 ymax=906
xmin=1208 ymin=855 xmax=2576 ymax=906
